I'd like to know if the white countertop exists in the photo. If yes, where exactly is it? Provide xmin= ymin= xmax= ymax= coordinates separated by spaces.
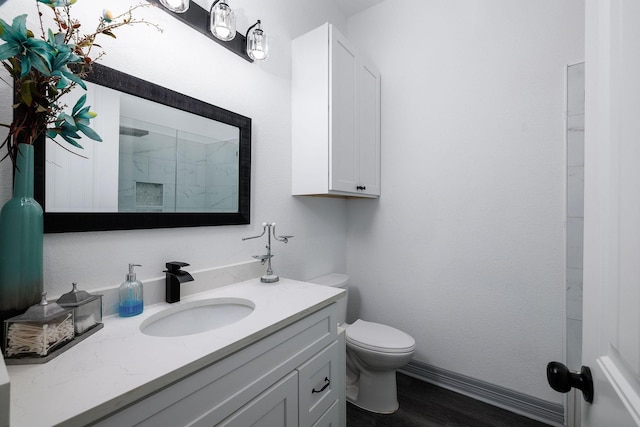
xmin=6 ymin=278 xmax=344 ymax=427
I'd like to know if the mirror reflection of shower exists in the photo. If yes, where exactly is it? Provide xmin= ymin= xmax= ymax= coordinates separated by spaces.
xmin=43 ymin=79 xmax=244 ymax=215
xmin=117 ymin=116 xmax=239 ymax=213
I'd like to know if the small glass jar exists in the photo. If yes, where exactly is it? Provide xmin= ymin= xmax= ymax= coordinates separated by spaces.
xmin=3 ymin=293 xmax=75 ymax=360
xmin=57 ymin=283 xmax=103 ymax=336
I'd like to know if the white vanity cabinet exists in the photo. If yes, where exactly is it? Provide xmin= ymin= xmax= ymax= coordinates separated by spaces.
xmin=292 ymin=23 xmax=381 ymax=198
xmin=94 ymin=303 xmax=344 ymax=427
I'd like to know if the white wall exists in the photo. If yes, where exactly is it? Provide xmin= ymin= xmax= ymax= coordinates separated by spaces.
xmin=345 ymin=0 xmax=584 ymax=403
xmin=0 ymin=0 xmax=349 ymax=297
xmin=0 ymin=0 xmax=585 ymax=408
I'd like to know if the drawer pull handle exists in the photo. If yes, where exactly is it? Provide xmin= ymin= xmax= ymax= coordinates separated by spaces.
xmin=312 ymin=377 xmax=330 ymax=394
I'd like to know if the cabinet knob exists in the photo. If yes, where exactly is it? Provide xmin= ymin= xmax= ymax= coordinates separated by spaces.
xmin=356 ymin=185 xmax=366 ymax=191
xmin=312 ymin=377 xmax=330 ymax=394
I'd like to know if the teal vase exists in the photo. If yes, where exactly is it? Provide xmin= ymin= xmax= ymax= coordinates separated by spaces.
xmin=0 ymin=144 xmax=44 ymax=318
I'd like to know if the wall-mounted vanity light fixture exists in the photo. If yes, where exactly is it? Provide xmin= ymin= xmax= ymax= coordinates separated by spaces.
xmin=150 ymin=0 xmax=268 ymax=63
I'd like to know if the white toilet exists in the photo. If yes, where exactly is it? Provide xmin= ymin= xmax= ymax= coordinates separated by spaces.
xmin=309 ymin=273 xmax=416 ymax=414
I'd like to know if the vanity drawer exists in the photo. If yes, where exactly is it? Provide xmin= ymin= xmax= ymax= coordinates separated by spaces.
xmin=298 ymin=340 xmax=340 ymax=427
xmin=313 ymin=399 xmax=340 ymax=427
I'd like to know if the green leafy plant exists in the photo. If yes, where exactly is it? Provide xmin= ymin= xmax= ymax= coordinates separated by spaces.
xmin=0 ymin=0 xmax=160 ymax=167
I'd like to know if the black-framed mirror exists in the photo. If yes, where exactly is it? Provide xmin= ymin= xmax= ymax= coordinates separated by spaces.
xmin=34 ymin=64 xmax=251 ymax=233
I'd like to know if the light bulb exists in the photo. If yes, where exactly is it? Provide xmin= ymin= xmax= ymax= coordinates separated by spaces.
xmin=159 ymin=0 xmax=189 ymax=13
xmin=214 ymin=26 xmax=232 ymax=40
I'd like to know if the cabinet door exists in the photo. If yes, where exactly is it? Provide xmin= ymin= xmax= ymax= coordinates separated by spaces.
xmin=329 ymin=27 xmax=358 ymax=194
xmin=218 ymin=371 xmax=298 ymax=427
xmin=356 ymin=57 xmax=381 ymax=196
xmin=298 ymin=341 xmax=340 ymax=427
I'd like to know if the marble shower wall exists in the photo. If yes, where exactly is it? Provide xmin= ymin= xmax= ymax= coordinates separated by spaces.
xmin=205 ymin=141 xmax=239 ymax=213
xmin=118 ymin=130 xmax=176 ymax=212
xmin=118 ymin=125 xmax=238 ymax=212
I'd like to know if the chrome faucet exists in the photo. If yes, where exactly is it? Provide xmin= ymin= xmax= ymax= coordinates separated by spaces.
xmin=242 ymin=222 xmax=293 ymax=283
xmin=164 ymin=261 xmax=194 ymax=303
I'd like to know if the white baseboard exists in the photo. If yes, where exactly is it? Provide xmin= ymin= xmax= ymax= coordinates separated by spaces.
xmin=400 ymin=361 xmax=565 ymax=426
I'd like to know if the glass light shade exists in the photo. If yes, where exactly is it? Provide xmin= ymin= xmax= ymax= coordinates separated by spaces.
xmin=159 ymin=0 xmax=189 ymax=13
xmin=210 ymin=1 xmax=236 ymax=41
xmin=247 ymin=23 xmax=269 ymax=61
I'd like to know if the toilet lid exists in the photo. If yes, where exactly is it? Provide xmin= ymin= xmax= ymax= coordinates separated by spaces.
xmin=346 ymin=319 xmax=416 ymax=354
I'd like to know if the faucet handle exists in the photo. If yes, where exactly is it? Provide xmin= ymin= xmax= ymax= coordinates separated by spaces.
xmin=165 ymin=261 xmax=190 ymax=272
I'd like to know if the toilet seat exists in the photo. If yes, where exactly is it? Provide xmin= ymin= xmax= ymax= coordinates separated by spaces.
xmin=346 ymin=319 xmax=416 ymax=354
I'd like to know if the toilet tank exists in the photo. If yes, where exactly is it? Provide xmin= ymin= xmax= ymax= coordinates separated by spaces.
xmin=308 ymin=273 xmax=349 ymax=325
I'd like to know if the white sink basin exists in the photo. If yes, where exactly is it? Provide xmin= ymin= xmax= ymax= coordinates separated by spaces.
xmin=140 ymin=297 xmax=255 ymax=337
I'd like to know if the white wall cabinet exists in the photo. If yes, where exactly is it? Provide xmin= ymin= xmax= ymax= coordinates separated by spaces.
xmin=95 ymin=303 xmax=343 ymax=427
xmin=292 ymin=23 xmax=381 ymax=198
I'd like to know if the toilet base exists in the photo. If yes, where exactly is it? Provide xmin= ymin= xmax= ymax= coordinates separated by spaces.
xmin=345 ymin=367 xmax=399 ymax=414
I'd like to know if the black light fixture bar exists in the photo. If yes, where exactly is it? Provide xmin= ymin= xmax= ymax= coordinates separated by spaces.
xmin=148 ymin=0 xmax=253 ymax=63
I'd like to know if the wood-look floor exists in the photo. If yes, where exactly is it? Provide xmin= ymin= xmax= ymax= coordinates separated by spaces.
xmin=346 ymin=373 xmax=553 ymax=427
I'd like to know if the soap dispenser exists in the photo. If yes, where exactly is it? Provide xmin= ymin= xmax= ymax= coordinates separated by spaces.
xmin=119 ymin=264 xmax=143 ymax=317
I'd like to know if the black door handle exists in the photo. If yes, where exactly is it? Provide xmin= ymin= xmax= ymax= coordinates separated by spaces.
xmin=546 ymin=361 xmax=594 ymax=403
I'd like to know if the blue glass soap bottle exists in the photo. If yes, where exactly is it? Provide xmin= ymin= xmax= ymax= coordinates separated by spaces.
xmin=119 ymin=264 xmax=143 ymax=317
